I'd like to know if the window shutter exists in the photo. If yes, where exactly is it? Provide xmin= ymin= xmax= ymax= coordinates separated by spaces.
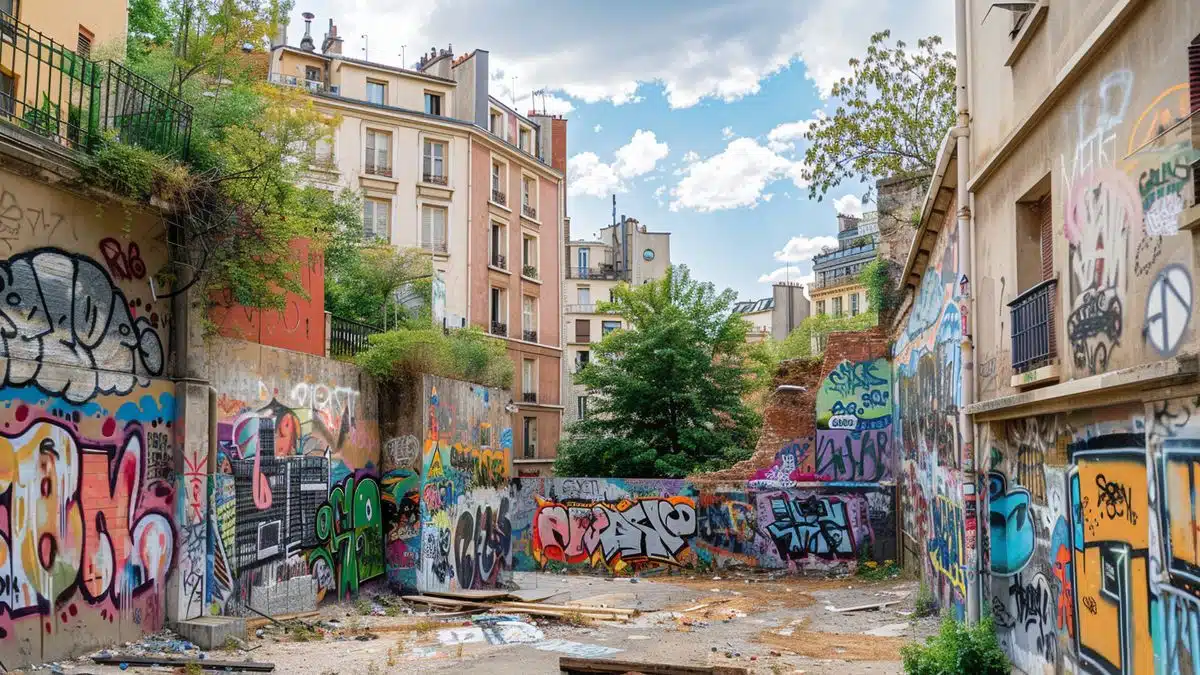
xmin=435 ymin=207 xmax=446 ymax=244
xmin=1190 ymin=36 xmax=1200 ymax=114
xmin=362 ymin=202 xmax=374 ymax=239
xmin=421 ymin=206 xmax=433 ymax=245
xmin=365 ymin=132 xmax=375 ymax=170
xmin=1039 ymin=195 xmax=1053 ymax=281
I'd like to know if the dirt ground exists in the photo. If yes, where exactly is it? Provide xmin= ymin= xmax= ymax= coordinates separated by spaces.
xmin=39 ymin=571 xmax=939 ymax=675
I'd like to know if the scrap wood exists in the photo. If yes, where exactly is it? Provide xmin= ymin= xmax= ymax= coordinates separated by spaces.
xmin=558 ymin=656 xmax=748 ymax=674
xmin=680 ymin=599 xmax=733 ymax=613
xmin=500 ymin=601 xmax=636 ymax=615
xmin=424 ymin=589 xmax=513 ymax=601
xmin=91 ymin=654 xmax=275 ymax=672
xmin=490 ymin=606 xmax=625 ymax=622
xmin=507 ymin=587 xmax=567 ymax=603
xmin=824 ymin=599 xmax=902 ymax=613
xmin=246 ymin=610 xmax=320 ymax=630
xmin=401 ymin=594 xmax=491 ymax=610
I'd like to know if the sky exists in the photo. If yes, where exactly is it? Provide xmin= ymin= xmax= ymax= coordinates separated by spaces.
xmin=286 ymin=0 xmax=955 ymax=301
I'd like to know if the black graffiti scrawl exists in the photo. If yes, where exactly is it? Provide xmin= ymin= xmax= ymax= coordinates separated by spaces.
xmin=0 ymin=248 xmax=164 ymax=402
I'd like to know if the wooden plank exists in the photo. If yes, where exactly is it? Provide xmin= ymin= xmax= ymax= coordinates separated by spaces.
xmin=558 ymin=656 xmax=749 ymax=675
xmin=500 ymin=601 xmax=636 ymax=615
xmin=93 ymin=655 xmax=275 ymax=672
xmin=492 ymin=607 xmax=623 ymax=621
xmin=246 ymin=610 xmax=320 ymax=630
xmin=401 ymin=594 xmax=491 ymax=610
xmin=824 ymin=599 xmax=902 ymax=613
xmin=424 ymin=589 xmax=514 ymax=601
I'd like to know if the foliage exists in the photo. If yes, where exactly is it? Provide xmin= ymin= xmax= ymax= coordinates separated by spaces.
xmin=913 ymin=581 xmax=939 ymax=619
xmin=128 ymin=0 xmax=174 ymax=59
xmin=855 ymin=554 xmax=900 ymax=581
xmin=554 ymin=266 xmax=761 ymax=478
xmin=858 ymin=257 xmax=898 ymax=315
xmin=901 ymin=618 xmax=1009 ymax=675
xmin=80 ymin=132 xmax=193 ymax=201
xmin=356 ymin=325 xmax=513 ymax=389
xmin=522 ymin=264 xmax=539 ymax=280
xmin=161 ymin=0 xmax=293 ymax=94
xmin=800 ymin=30 xmax=956 ymax=203
xmin=779 ymin=311 xmax=878 ymax=360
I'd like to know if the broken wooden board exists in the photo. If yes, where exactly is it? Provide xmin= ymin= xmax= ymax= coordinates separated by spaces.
xmin=508 ymin=587 xmax=568 ymax=603
xmin=400 ymin=594 xmax=491 ymax=610
xmin=246 ymin=610 xmax=320 ymax=630
xmin=424 ymin=589 xmax=514 ymax=601
xmin=824 ymin=599 xmax=902 ymax=613
xmin=502 ymin=601 xmax=636 ymax=616
xmin=559 ymin=656 xmax=748 ymax=675
xmin=491 ymin=606 xmax=625 ymax=622
xmin=92 ymin=655 xmax=275 ymax=672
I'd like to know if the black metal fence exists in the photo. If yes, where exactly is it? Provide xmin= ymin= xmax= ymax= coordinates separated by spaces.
xmin=1009 ymin=279 xmax=1057 ymax=373
xmin=329 ymin=314 xmax=381 ymax=358
xmin=0 ymin=11 xmax=192 ymax=157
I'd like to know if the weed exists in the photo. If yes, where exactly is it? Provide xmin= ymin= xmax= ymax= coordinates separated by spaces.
xmin=365 ymin=662 xmax=381 ymax=675
xmin=387 ymin=647 xmax=397 ymax=667
xmin=184 ymin=663 xmax=203 ymax=675
xmin=354 ymin=598 xmax=373 ymax=615
xmin=221 ymin=636 xmax=242 ymax=651
xmin=855 ymin=557 xmax=901 ymax=582
xmin=385 ymin=604 xmax=402 ymax=617
xmin=289 ymin=623 xmax=320 ymax=642
xmin=558 ymin=610 xmax=593 ymax=627
xmin=913 ymin=581 xmax=938 ymax=619
xmin=901 ymin=617 xmax=1009 ymax=674
xmin=456 ymin=643 xmax=465 ymax=659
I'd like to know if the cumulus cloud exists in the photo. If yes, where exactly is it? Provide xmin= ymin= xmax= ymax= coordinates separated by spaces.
xmin=568 ymin=129 xmax=670 ymax=197
xmin=722 ymin=126 xmax=735 ymax=140
xmin=833 ymin=193 xmax=864 ymax=217
xmin=288 ymin=0 xmax=953 ymax=108
xmin=670 ymin=138 xmax=807 ymax=212
xmin=758 ymin=267 xmax=815 ymax=287
xmin=773 ymin=235 xmax=839 ymax=262
xmin=767 ymin=115 xmax=823 ymax=153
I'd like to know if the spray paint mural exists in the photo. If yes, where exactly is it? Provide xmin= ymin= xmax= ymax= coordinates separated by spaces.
xmin=206 ymin=341 xmax=383 ymax=615
xmin=0 ymin=172 xmax=178 ymax=666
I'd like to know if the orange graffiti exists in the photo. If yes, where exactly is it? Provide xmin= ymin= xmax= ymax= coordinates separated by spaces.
xmin=1126 ymin=84 xmax=1189 ymax=155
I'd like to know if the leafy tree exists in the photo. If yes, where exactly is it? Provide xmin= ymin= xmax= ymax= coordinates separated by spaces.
xmin=325 ymin=240 xmax=434 ymax=328
xmin=555 ymin=266 xmax=760 ymax=478
xmin=128 ymin=0 xmax=174 ymax=56
xmin=800 ymin=30 xmax=956 ymax=203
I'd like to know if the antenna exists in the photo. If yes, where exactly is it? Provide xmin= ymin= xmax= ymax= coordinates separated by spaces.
xmin=612 ymin=194 xmax=617 ymax=227
xmin=532 ymin=88 xmax=549 ymax=115
xmin=361 ymin=34 xmax=368 ymax=60
xmin=511 ymin=76 xmax=518 ymax=106
xmin=400 ymin=45 xmax=406 ymax=67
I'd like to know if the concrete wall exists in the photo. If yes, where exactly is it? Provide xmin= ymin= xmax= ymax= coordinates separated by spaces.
xmin=0 ymin=168 xmax=177 ymax=666
xmin=205 ymin=338 xmax=382 ymax=616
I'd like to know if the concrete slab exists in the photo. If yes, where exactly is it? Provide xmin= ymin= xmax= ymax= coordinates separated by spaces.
xmin=173 ymin=616 xmax=247 ymax=650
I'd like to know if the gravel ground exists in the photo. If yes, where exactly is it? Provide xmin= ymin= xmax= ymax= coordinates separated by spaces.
xmin=37 ymin=570 xmax=940 ymax=675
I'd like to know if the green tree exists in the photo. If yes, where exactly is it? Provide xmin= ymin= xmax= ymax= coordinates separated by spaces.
xmin=555 ymin=266 xmax=760 ymax=478
xmin=800 ymin=30 xmax=955 ymax=203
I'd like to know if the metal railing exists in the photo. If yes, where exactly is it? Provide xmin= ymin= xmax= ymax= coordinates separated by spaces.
xmin=0 ymin=11 xmax=192 ymax=157
xmin=491 ymin=189 xmax=507 ymax=206
xmin=566 ymin=267 xmax=627 ymax=280
xmin=565 ymin=303 xmax=619 ymax=315
xmin=812 ymin=242 xmax=878 ymax=268
xmin=422 ymin=240 xmax=448 ymax=255
xmin=811 ymin=274 xmax=862 ymax=291
xmin=522 ymin=392 xmax=538 ymax=403
xmin=491 ymin=320 xmax=508 ymax=337
xmin=523 ymin=329 xmax=538 ymax=342
xmin=423 ymin=172 xmax=447 ymax=185
xmin=522 ymin=203 xmax=537 ymax=220
xmin=329 ymin=315 xmax=381 ymax=358
xmin=364 ymin=161 xmax=392 ymax=177
xmin=490 ymin=252 xmax=507 ymax=269
xmin=1009 ymin=278 xmax=1057 ymax=374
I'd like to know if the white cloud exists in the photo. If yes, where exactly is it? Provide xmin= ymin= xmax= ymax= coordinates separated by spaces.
xmin=670 ymin=138 xmax=807 ymax=212
xmin=593 ymin=124 xmax=603 ymax=133
xmin=653 ymin=185 xmax=667 ymax=204
xmin=773 ymin=235 xmax=839 ymax=262
xmin=289 ymin=0 xmax=954 ymax=109
xmin=833 ymin=193 xmax=864 ymax=217
xmin=758 ymin=267 xmax=815 ymax=287
xmin=767 ymin=115 xmax=822 ymax=153
xmin=568 ymin=129 xmax=670 ymax=198
xmin=722 ymin=126 xmax=735 ymax=140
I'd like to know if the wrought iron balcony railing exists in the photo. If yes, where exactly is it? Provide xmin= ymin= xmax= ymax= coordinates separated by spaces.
xmin=364 ymin=162 xmax=392 ymax=177
xmin=566 ymin=266 xmax=627 ymax=280
xmin=1009 ymin=278 xmax=1058 ymax=374
xmin=522 ymin=203 xmax=537 ymax=220
xmin=422 ymin=240 xmax=448 ymax=255
xmin=491 ymin=189 xmax=507 ymax=206
xmin=329 ymin=314 xmax=381 ymax=358
xmin=491 ymin=320 xmax=508 ymax=337
xmin=423 ymin=172 xmax=447 ymax=185
xmin=522 ymin=392 xmax=538 ymax=403
xmin=490 ymin=252 xmax=507 ymax=269
xmin=523 ymin=329 xmax=538 ymax=342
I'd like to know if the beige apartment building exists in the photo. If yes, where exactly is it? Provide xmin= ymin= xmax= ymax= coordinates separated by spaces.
xmin=809 ymin=211 xmax=879 ymax=319
xmin=563 ymin=216 xmax=670 ymax=426
xmin=269 ymin=16 xmax=567 ymax=471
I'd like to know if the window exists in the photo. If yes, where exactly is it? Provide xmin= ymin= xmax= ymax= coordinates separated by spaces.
xmin=577 ymin=247 xmax=589 ymax=276
xmin=362 ymin=199 xmax=390 ymax=242
xmin=521 ymin=176 xmax=538 ymax=219
xmin=490 ymin=222 xmax=507 ymax=269
xmin=519 ymin=126 xmax=531 ymax=152
xmin=522 ymin=417 xmax=538 ymax=458
xmin=522 ymin=234 xmax=537 ymax=270
xmin=489 ymin=109 xmax=504 ymax=137
xmin=575 ymin=319 xmax=591 ymax=343
xmin=424 ymin=92 xmax=442 ymax=116
xmin=816 ymin=300 xmax=825 ymax=315
xmin=366 ymin=80 xmax=387 ymax=105
xmin=577 ymin=286 xmax=591 ymax=305
xmin=422 ymin=139 xmax=446 ymax=184
xmin=576 ymin=350 xmax=590 ymax=370
xmin=490 ymin=288 xmax=507 ymax=335
xmin=491 ymin=161 xmax=506 ymax=204
xmin=850 ymin=293 xmax=859 ymax=316
xmin=77 ymin=27 xmax=92 ymax=59
xmin=421 ymin=205 xmax=447 ymax=254
xmin=0 ymin=1 xmax=15 ymax=45
xmin=602 ymin=320 xmax=621 ymax=336
xmin=312 ymin=136 xmax=334 ymax=166
xmin=305 ymin=66 xmax=321 ymax=83
xmin=364 ymin=129 xmax=391 ymax=176
xmin=522 ymin=358 xmax=537 ymax=398
xmin=522 ymin=295 xmax=537 ymax=340
xmin=0 ymin=0 xmax=15 ymax=17
xmin=832 ymin=297 xmax=843 ymax=317
xmin=0 ymin=70 xmax=13 ymax=116
xmin=577 ymin=396 xmax=588 ymax=419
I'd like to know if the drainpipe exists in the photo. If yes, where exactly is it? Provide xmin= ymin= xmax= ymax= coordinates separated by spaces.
xmin=953 ymin=0 xmax=980 ymax=625
xmin=466 ymin=134 xmax=472 ymax=326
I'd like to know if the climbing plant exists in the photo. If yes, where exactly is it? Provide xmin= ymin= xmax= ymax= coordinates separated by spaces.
xmin=779 ymin=311 xmax=878 ymax=360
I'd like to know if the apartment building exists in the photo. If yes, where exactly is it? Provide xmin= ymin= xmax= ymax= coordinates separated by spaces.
xmin=891 ymin=0 xmax=1200 ymax=671
xmin=733 ymin=283 xmax=811 ymax=343
xmin=268 ymin=16 xmax=567 ymax=471
xmin=732 ymin=297 xmax=775 ymax=342
xmin=563 ymin=216 xmax=670 ymax=427
xmin=809 ymin=210 xmax=879 ymax=318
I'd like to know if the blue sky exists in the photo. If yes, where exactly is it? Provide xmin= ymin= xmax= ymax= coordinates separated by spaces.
xmin=288 ymin=0 xmax=955 ymax=300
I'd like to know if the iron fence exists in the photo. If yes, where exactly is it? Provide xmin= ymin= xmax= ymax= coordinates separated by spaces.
xmin=329 ymin=314 xmax=381 ymax=358
xmin=1009 ymin=279 xmax=1057 ymax=373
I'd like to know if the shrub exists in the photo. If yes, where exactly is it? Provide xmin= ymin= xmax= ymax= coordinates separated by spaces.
xmin=901 ymin=617 xmax=1009 ymax=675
xmin=913 ymin=580 xmax=938 ymax=618
xmin=356 ymin=325 xmax=513 ymax=389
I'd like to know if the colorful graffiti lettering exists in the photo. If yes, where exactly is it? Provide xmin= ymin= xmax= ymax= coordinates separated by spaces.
xmin=308 ymin=473 xmax=383 ymax=600
xmin=453 ymin=492 xmax=512 ymax=589
xmin=928 ymin=495 xmax=966 ymax=597
xmin=762 ymin=493 xmax=856 ymax=560
xmin=533 ymin=496 xmax=697 ymax=569
xmin=988 ymin=472 xmax=1034 ymax=576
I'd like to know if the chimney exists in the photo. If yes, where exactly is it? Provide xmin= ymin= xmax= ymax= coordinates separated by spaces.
xmin=299 ymin=12 xmax=315 ymax=52
xmin=837 ymin=214 xmax=860 ymax=232
xmin=321 ymin=18 xmax=343 ymax=55
xmin=270 ymin=16 xmax=288 ymax=48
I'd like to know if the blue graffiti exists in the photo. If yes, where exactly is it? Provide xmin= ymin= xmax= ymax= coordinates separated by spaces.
xmin=116 ymin=393 xmax=177 ymax=423
xmin=988 ymin=472 xmax=1034 ymax=576
xmin=500 ymin=427 xmax=513 ymax=451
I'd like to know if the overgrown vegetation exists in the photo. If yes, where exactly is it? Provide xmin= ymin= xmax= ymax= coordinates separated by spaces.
xmin=356 ymin=325 xmax=513 ymax=389
xmin=901 ymin=618 xmax=1009 ymax=675
xmin=855 ymin=554 xmax=900 ymax=581
xmin=555 ymin=266 xmax=762 ymax=478
xmin=777 ymin=311 xmax=878 ymax=361
xmin=913 ymin=581 xmax=939 ymax=619
xmin=858 ymin=258 xmax=899 ymax=316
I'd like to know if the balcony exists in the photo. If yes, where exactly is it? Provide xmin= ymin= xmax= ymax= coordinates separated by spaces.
xmin=811 ymin=273 xmax=862 ymax=291
xmin=0 ymin=12 xmax=192 ymax=158
xmin=522 ymin=392 xmax=538 ymax=403
xmin=567 ymin=266 xmax=628 ymax=280
xmin=422 ymin=240 xmax=448 ymax=255
xmin=522 ymin=265 xmax=539 ymax=280
xmin=523 ymin=329 xmax=538 ymax=343
xmin=268 ymin=72 xmax=329 ymax=95
xmin=491 ymin=321 xmax=508 ymax=337
xmin=423 ymin=172 xmax=448 ymax=186
xmin=1009 ymin=278 xmax=1057 ymax=375
xmin=491 ymin=252 xmax=507 ymax=270
xmin=491 ymin=189 xmax=507 ymax=206
xmin=329 ymin=314 xmax=381 ymax=359
xmin=812 ymin=242 xmax=878 ymax=270
xmin=522 ymin=203 xmax=537 ymax=220
xmin=364 ymin=162 xmax=392 ymax=178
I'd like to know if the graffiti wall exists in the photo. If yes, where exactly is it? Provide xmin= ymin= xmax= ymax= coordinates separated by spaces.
xmin=206 ymin=338 xmax=382 ymax=616
xmin=891 ymin=202 xmax=968 ymax=618
xmin=0 ymin=171 xmax=177 ymax=665
xmin=410 ymin=376 xmax=514 ymax=594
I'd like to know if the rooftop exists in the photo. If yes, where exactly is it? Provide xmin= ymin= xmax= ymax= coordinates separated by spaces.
xmin=733 ymin=298 xmax=775 ymax=314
